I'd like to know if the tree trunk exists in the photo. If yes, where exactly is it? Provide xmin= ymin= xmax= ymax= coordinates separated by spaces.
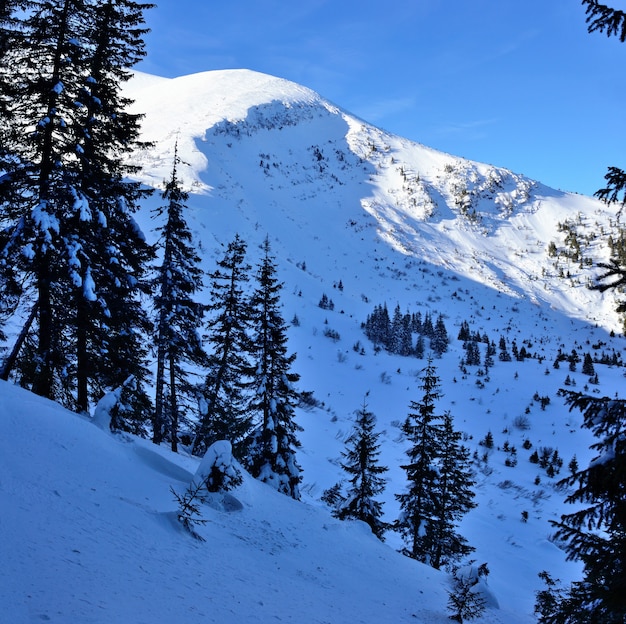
xmin=153 ymin=337 xmax=166 ymax=445
xmin=32 ymin=252 xmax=53 ymax=398
xmin=76 ymin=292 xmax=89 ymax=413
xmin=0 ymin=301 xmax=38 ymax=381
xmin=169 ymin=354 xmax=178 ymax=453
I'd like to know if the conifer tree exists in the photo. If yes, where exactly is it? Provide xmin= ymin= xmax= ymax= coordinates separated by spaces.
xmin=428 ymin=411 xmax=476 ymax=569
xmin=0 ymin=0 xmax=154 ymax=416
xmin=539 ymin=390 xmax=626 ymax=623
xmin=246 ymin=237 xmax=302 ymax=499
xmin=332 ymin=396 xmax=388 ymax=540
xmin=194 ymin=234 xmax=253 ymax=457
xmin=395 ymin=357 xmax=475 ymax=567
xmin=70 ymin=0 xmax=155 ymax=420
xmin=579 ymin=3 xmax=626 ymax=317
xmin=581 ymin=352 xmax=595 ymax=376
xmin=430 ymin=313 xmax=449 ymax=356
xmin=414 ymin=334 xmax=425 ymax=359
xmin=395 ymin=356 xmax=444 ymax=561
xmin=153 ymin=151 xmax=206 ymax=451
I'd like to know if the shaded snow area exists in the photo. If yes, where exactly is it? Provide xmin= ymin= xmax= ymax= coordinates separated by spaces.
xmin=3 ymin=68 xmax=625 ymax=622
xmin=1 ymin=379 xmax=510 ymax=624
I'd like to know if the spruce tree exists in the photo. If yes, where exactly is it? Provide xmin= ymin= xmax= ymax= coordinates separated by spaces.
xmin=0 ymin=0 xmax=154 ymax=417
xmin=541 ymin=390 xmax=626 ymax=623
xmin=430 ymin=313 xmax=449 ymax=356
xmin=333 ymin=396 xmax=388 ymax=540
xmin=395 ymin=356 xmax=444 ymax=561
xmin=153 ymin=150 xmax=206 ymax=451
xmin=428 ymin=411 xmax=476 ymax=569
xmin=395 ymin=357 xmax=475 ymax=567
xmin=579 ymin=3 xmax=626 ymax=314
xmin=246 ymin=237 xmax=302 ymax=499
xmin=414 ymin=334 xmax=425 ymax=359
xmin=70 ymin=0 xmax=155 ymax=420
xmin=194 ymin=234 xmax=253 ymax=457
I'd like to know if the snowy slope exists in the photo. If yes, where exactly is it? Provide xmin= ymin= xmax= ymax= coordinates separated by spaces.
xmin=1 ymin=378 xmax=507 ymax=624
xmin=3 ymin=68 xmax=625 ymax=623
xmin=125 ymin=69 xmax=620 ymax=328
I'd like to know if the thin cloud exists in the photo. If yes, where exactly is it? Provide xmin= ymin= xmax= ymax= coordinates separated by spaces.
xmin=433 ymin=118 xmax=500 ymax=141
xmin=353 ymin=97 xmax=418 ymax=123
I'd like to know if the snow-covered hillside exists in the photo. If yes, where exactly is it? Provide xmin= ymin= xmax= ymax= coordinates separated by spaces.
xmin=1 ymin=379 xmax=462 ymax=624
xmin=4 ymin=68 xmax=625 ymax=623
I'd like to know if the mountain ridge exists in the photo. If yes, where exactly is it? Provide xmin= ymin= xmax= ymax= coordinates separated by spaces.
xmin=126 ymin=68 xmax=620 ymax=330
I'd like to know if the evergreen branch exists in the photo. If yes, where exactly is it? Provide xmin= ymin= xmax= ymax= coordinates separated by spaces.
xmin=583 ymin=0 xmax=626 ymax=42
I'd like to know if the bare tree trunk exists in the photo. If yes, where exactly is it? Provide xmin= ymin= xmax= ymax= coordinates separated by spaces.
xmin=0 ymin=301 xmax=38 ymax=381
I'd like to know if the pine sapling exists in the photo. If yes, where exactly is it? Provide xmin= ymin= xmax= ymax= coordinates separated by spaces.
xmin=170 ymin=481 xmax=208 ymax=541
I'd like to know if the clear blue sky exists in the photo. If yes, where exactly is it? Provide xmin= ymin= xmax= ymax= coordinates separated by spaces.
xmin=138 ymin=0 xmax=626 ymax=197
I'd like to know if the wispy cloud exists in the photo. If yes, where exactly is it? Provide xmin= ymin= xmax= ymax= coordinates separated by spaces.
xmin=433 ymin=118 xmax=500 ymax=141
xmin=351 ymin=97 xmax=417 ymax=123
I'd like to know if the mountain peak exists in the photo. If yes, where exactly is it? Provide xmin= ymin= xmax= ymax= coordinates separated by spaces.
xmin=125 ymin=69 xmax=618 ymax=331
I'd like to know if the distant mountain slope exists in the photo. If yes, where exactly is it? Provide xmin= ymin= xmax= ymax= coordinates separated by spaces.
xmin=125 ymin=69 xmax=620 ymax=330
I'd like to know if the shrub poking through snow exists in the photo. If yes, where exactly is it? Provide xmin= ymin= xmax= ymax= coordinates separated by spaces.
xmin=447 ymin=563 xmax=489 ymax=622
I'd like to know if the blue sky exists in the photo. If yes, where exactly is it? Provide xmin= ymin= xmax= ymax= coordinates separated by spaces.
xmin=138 ymin=0 xmax=626 ymax=197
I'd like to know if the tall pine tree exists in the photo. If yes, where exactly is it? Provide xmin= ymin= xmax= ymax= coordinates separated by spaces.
xmin=538 ymin=390 xmax=626 ymax=623
xmin=153 ymin=150 xmax=206 ymax=451
xmin=194 ymin=234 xmax=253 ymax=457
xmin=428 ymin=411 xmax=476 ymax=569
xmin=246 ymin=237 xmax=302 ymax=499
xmin=395 ymin=357 xmax=475 ymax=567
xmin=395 ymin=356 xmax=444 ymax=561
xmin=0 ymin=0 xmax=155 ymax=419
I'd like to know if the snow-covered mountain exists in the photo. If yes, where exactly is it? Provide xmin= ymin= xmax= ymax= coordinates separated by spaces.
xmin=4 ymin=68 xmax=625 ymax=623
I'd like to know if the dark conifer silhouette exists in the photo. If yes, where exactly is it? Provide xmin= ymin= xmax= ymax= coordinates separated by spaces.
xmin=153 ymin=150 xmax=206 ymax=451
xmin=246 ymin=237 xmax=302 ymax=499
xmin=194 ymin=234 xmax=253 ymax=457
xmin=329 ymin=396 xmax=388 ymax=540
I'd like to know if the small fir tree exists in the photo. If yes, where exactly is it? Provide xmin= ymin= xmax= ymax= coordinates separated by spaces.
xmin=447 ymin=563 xmax=489 ymax=623
xmin=332 ymin=396 xmax=388 ymax=540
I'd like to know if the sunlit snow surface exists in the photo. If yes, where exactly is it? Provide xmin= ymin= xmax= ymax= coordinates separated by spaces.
xmin=3 ymin=68 xmax=625 ymax=623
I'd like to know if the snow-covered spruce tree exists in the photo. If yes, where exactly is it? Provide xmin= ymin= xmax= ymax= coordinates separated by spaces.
xmin=447 ymin=563 xmax=489 ymax=623
xmin=395 ymin=355 xmax=444 ymax=562
xmin=0 ymin=0 xmax=155 ymax=418
xmin=428 ymin=411 xmax=476 ymax=569
xmin=70 ymin=0 xmax=155 ymax=422
xmin=0 ymin=0 xmax=88 ymax=399
xmin=153 ymin=150 xmax=207 ymax=451
xmin=245 ymin=237 xmax=303 ymax=499
xmin=332 ymin=395 xmax=389 ymax=540
xmin=537 ymin=390 xmax=626 ymax=623
xmin=193 ymin=234 xmax=254 ymax=458
xmin=364 ymin=303 xmax=390 ymax=349
xmin=390 ymin=304 xmax=413 ymax=356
